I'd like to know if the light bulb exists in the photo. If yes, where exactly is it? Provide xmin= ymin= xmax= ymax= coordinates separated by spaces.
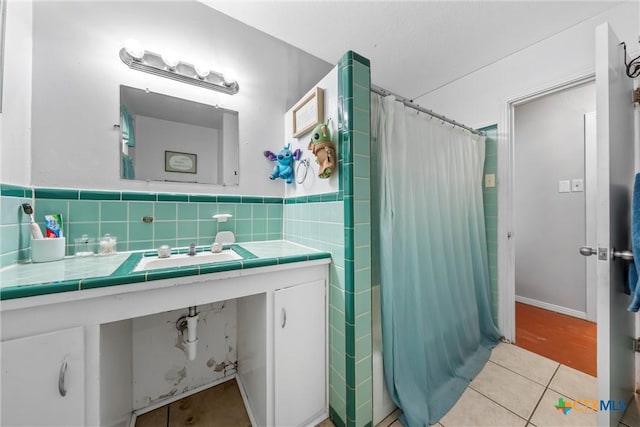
xmin=124 ymin=39 xmax=145 ymax=61
xmin=223 ymin=68 xmax=238 ymax=86
xmin=161 ymin=51 xmax=180 ymax=70
xmin=194 ymin=63 xmax=210 ymax=79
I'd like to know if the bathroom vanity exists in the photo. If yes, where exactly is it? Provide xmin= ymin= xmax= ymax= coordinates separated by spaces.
xmin=0 ymin=241 xmax=330 ymax=427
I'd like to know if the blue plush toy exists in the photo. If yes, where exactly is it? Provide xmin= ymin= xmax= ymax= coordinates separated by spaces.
xmin=264 ymin=144 xmax=302 ymax=184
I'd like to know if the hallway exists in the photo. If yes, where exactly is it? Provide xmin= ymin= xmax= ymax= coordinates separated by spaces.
xmin=515 ymin=302 xmax=596 ymax=376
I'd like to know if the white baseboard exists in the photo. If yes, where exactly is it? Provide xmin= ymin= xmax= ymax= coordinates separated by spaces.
xmin=515 ymin=295 xmax=587 ymax=320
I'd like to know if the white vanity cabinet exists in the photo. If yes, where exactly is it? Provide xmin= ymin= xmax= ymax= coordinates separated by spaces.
xmin=273 ymin=279 xmax=326 ymax=427
xmin=1 ymin=256 xmax=330 ymax=427
xmin=1 ymin=327 xmax=85 ymax=427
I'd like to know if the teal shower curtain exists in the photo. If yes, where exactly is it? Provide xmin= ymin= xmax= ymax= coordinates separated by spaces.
xmin=372 ymin=94 xmax=501 ymax=426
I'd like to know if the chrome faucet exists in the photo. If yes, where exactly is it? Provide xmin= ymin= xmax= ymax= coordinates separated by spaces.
xmin=188 ymin=243 xmax=196 ymax=256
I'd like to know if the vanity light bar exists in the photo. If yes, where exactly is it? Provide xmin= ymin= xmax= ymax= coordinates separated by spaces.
xmin=119 ymin=48 xmax=239 ymax=95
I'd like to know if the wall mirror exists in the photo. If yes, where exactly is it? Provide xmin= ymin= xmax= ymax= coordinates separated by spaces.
xmin=120 ymin=85 xmax=239 ymax=185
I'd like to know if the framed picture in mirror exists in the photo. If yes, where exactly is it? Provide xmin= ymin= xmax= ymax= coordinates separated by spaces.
xmin=165 ymin=151 xmax=197 ymax=174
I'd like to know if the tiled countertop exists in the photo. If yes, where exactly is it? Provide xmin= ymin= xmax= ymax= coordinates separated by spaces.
xmin=0 ymin=240 xmax=330 ymax=301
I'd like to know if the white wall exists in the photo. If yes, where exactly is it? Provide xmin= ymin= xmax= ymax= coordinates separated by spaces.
xmin=134 ymin=116 xmax=219 ymax=184
xmin=27 ymin=1 xmax=331 ymax=196
xmin=514 ymin=82 xmax=594 ymax=315
xmin=284 ymin=66 xmax=339 ymax=197
xmin=0 ymin=0 xmax=32 ymax=186
xmin=132 ymin=301 xmax=236 ymax=410
xmin=416 ymin=1 xmax=638 ymax=129
xmin=100 ymin=320 xmax=133 ymax=427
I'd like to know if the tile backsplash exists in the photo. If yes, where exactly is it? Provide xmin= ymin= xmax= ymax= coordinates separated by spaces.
xmin=0 ymin=185 xmax=283 ymax=268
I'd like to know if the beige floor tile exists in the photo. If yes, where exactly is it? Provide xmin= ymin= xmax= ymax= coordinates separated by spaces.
xmin=317 ymin=418 xmax=336 ymax=427
xmin=621 ymin=393 xmax=640 ymax=427
xmin=376 ymin=408 xmax=402 ymax=427
xmin=490 ymin=343 xmax=559 ymax=386
xmin=530 ymin=389 xmax=597 ymax=427
xmin=548 ymin=365 xmax=597 ymax=401
xmin=440 ymin=387 xmax=526 ymax=427
xmin=469 ymin=361 xmax=545 ymax=419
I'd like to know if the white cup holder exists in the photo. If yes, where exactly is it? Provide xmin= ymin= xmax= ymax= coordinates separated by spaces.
xmin=31 ymin=237 xmax=66 ymax=263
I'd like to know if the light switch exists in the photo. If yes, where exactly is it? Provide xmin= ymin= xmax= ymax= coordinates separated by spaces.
xmin=558 ymin=180 xmax=571 ymax=193
xmin=485 ymin=174 xmax=496 ymax=188
xmin=571 ymin=179 xmax=584 ymax=192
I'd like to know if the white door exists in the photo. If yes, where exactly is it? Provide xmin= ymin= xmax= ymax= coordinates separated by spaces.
xmin=1 ymin=327 xmax=85 ymax=426
xmin=595 ymin=22 xmax=636 ymax=427
xmin=274 ymin=280 xmax=326 ymax=427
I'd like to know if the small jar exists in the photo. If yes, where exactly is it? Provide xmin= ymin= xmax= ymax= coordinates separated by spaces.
xmin=98 ymin=233 xmax=117 ymax=255
xmin=74 ymin=234 xmax=96 ymax=257
xmin=158 ymin=244 xmax=171 ymax=258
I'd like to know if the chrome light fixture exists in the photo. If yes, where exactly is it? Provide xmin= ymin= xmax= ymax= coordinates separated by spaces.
xmin=119 ymin=39 xmax=239 ymax=95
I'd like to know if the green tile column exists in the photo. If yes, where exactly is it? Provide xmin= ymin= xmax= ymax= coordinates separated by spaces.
xmin=480 ymin=125 xmax=499 ymax=322
xmin=333 ymin=51 xmax=372 ymax=427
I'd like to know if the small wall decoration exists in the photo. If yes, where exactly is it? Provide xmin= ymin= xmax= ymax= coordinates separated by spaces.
xmin=165 ymin=151 xmax=197 ymax=174
xmin=264 ymin=144 xmax=302 ymax=184
xmin=308 ymin=121 xmax=336 ymax=178
xmin=292 ymin=87 xmax=324 ymax=137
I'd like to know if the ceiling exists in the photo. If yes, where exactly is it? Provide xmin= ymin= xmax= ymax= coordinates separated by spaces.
xmin=201 ymin=1 xmax=622 ymax=99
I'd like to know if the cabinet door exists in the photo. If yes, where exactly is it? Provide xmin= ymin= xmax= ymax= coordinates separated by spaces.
xmin=274 ymin=280 xmax=326 ymax=427
xmin=1 ymin=327 xmax=85 ymax=426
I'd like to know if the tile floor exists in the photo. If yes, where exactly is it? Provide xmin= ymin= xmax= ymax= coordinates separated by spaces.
xmin=331 ymin=343 xmax=640 ymax=427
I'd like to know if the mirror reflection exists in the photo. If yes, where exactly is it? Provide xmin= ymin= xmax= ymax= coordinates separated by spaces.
xmin=120 ymin=85 xmax=239 ymax=185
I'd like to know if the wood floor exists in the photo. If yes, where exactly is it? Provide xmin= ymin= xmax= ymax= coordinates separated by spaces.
xmin=515 ymin=301 xmax=596 ymax=377
xmin=135 ymin=379 xmax=251 ymax=427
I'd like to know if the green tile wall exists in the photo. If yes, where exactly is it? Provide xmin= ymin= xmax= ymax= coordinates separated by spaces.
xmin=0 ymin=185 xmax=283 ymax=266
xmin=480 ymin=125 xmax=499 ymax=323
xmin=342 ymin=52 xmax=372 ymax=427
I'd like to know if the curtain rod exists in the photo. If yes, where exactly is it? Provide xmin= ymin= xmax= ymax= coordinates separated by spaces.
xmin=370 ymin=84 xmax=483 ymax=136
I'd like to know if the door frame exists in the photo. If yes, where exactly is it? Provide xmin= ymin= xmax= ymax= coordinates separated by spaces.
xmin=496 ymin=72 xmax=595 ymax=342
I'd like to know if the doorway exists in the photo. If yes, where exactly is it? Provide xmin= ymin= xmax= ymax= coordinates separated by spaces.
xmin=512 ymin=81 xmax=597 ymax=376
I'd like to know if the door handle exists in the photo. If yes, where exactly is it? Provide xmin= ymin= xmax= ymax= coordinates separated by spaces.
xmin=579 ymin=246 xmax=597 ymax=256
xmin=281 ymin=308 xmax=287 ymax=328
xmin=612 ymin=248 xmax=634 ymax=261
xmin=58 ymin=360 xmax=68 ymax=397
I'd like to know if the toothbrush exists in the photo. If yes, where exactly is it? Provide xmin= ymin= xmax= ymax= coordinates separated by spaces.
xmin=21 ymin=203 xmax=44 ymax=239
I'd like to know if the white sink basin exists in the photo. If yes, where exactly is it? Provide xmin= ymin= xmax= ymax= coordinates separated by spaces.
xmin=133 ymin=249 xmax=242 ymax=272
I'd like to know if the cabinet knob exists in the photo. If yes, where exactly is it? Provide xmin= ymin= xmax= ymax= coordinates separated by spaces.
xmin=281 ymin=308 xmax=287 ymax=328
xmin=58 ymin=360 xmax=68 ymax=397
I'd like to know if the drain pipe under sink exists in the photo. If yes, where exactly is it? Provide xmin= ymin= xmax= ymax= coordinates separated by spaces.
xmin=176 ymin=306 xmax=199 ymax=361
